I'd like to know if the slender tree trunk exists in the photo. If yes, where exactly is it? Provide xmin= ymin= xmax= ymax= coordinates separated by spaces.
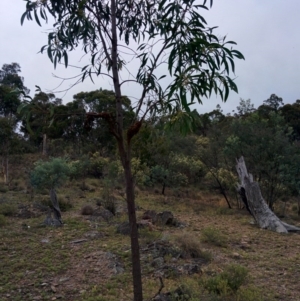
xmin=110 ymin=0 xmax=143 ymax=299
xmin=124 ymin=157 xmax=143 ymax=301
xmin=2 ymin=156 xmax=8 ymax=184
xmin=162 ymin=182 xmax=166 ymax=195
xmin=42 ymin=133 xmax=47 ymax=156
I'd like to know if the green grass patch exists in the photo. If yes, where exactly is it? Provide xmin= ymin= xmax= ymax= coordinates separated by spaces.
xmin=201 ymin=227 xmax=227 ymax=247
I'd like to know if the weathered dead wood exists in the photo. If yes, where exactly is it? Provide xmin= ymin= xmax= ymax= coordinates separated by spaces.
xmin=236 ymin=156 xmax=300 ymax=233
xmin=50 ymin=188 xmax=62 ymax=225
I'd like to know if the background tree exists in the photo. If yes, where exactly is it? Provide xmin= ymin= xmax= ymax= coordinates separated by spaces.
xmin=0 ymin=63 xmax=29 ymax=120
xmin=280 ymin=100 xmax=300 ymax=141
xmin=0 ymin=118 xmax=21 ymax=183
xmin=21 ymin=1 xmax=244 ymax=299
xmin=19 ymin=91 xmax=62 ymax=155
xmin=196 ymin=126 xmax=235 ymax=209
xmin=235 ymin=98 xmax=255 ymax=117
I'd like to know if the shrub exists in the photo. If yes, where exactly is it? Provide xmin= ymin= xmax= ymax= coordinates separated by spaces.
xmin=59 ymin=198 xmax=73 ymax=212
xmin=221 ymin=264 xmax=248 ymax=293
xmin=0 ymin=203 xmax=17 ymax=216
xmin=237 ymin=287 xmax=264 ymax=301
xmin=101 ymin=180 xmax=117 ymax=215
xmin=0 ymin=185 xmax=8 ymax=193
xmin=201 ymin=227 xmax=227 ymax=247
xmin=175 ymin=232 xmax=212 ymax=261
xmin=203 ymin=264 xmax=248 ymax=296
xmin=216 ymin=207 xmax=234 ymax=215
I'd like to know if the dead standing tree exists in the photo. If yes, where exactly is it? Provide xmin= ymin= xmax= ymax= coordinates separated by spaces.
xmin=236 ymin=156 xmax=300 ymax=233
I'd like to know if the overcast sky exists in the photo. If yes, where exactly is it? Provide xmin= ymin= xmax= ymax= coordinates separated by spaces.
xmin=1 ymin=0 xmax=299 ymax=115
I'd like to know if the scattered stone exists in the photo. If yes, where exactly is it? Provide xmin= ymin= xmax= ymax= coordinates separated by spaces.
xmin=232 ymin=252 xmax=242 ymax=259
xmin=183 ymin=263 xmax=201 ymax=275
xmin=117 ymin=222 xmax=131 ymax=236
xmin=156 ymin=211 xmax=174 ymax=226
xmin=114 ymin=201 xmax=127 ymax=215
xmin=92 ymin=207 xmax=114 ymax=221
xmin=51 ymin=285 xmax=57 ymax=293
xmin=59 ymin=277 xmax=69 ymax=283
xmin=142 ymin=210 xmax=157 ymax=221
xmin=142 ymin=210 xmax=184 ymax=227
xmin=151 ymin=257 xmax=165 ymax=268
xmin=41 ymin=238 xmax=50 ymax=244
xmin=83 ymin=230 xmax=105 ymax=240
xmin=138 ymin=219 xmax=154 ymax=230
xmin=81 ymin=205 xmax=94 ymax=216
xmin=70 ymin=239 xmax=88 ymax=244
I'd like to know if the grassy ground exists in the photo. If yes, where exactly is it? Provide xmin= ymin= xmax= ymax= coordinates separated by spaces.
xmin=1 ymin=179 xmax=300 ymax=301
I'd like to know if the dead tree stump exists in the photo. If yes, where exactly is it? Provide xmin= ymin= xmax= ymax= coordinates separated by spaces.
xmin=236 ymin=156 xmax=300 ymax=233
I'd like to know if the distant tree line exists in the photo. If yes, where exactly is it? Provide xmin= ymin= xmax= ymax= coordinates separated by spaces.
xmin=1 ymin=62 xmax=300 ymax=212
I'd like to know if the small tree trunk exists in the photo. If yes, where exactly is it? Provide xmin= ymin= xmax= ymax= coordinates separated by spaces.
xmin=2 ymin=157 xmax=8 ymax=184
xmin=42 ymin=133 xmax=47 ymax=156
xmin=236 ymin=156 xmax=300 ymax=233
xmin=123 ymin=159 xmax=143 ymax=301
xmin=162 ymin=182 xmax=166 ymax=195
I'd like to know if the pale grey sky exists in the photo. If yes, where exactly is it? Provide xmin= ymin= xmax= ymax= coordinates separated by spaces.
xmin=0 ymin=0 xmax=299 ymax=114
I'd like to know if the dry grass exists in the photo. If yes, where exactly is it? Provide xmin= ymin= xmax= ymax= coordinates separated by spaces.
xmin=0 ymin=183 xmax=300 ymax=301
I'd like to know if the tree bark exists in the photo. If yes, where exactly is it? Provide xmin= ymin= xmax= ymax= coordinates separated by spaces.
xmin=236 ymin=156 xmax=300 ymax=233
xmin=110 ymin=0 xmax=143 ymax=299
xmin=124 ymin=158 xmax=143 ymax=301
xmin=42 ymin=133 xmax=47 ymax=156
xmin=1 ymin=157 xmax=8 ymax=184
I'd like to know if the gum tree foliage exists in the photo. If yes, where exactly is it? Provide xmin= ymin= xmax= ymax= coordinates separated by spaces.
xmin=196 ymin=126 xmax=235 ymax=209
xmin=280 ymin=100 xmax=300 ymax=141
xmin=19 ymin=91 xmax=62 ymax=155
xmin=235 ymin=98 xmax=255 ymax=117
xmin=31 ymin=157 xmax=70 ymax=190
xmin=0 ymin=63 xmax=29 ymax=120
xmin=21 ymin=0 xmax=244 ymax=299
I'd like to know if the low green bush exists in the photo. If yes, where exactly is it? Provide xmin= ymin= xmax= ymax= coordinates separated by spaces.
xmin=0 ymin=185 xmax=8 ymax=193
xmin=203 ymin=264 xmax=248 ymax=296
xmin=0 ymin=203 xmax=17 ymax=216
xmin=201 ymin=227 xmax=227 ymax=247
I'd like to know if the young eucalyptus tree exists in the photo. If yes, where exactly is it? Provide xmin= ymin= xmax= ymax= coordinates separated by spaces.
xmin=21 ymin=0 xmax=244 ymax=299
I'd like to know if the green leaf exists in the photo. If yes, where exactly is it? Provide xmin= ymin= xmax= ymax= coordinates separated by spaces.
xmin=34 ymin=8 xmax=42 ymax=26
xmin=21 ymin=12 xmax=27 ymax=25
xmin=63 ymin=51 xmax=68 ymax=68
